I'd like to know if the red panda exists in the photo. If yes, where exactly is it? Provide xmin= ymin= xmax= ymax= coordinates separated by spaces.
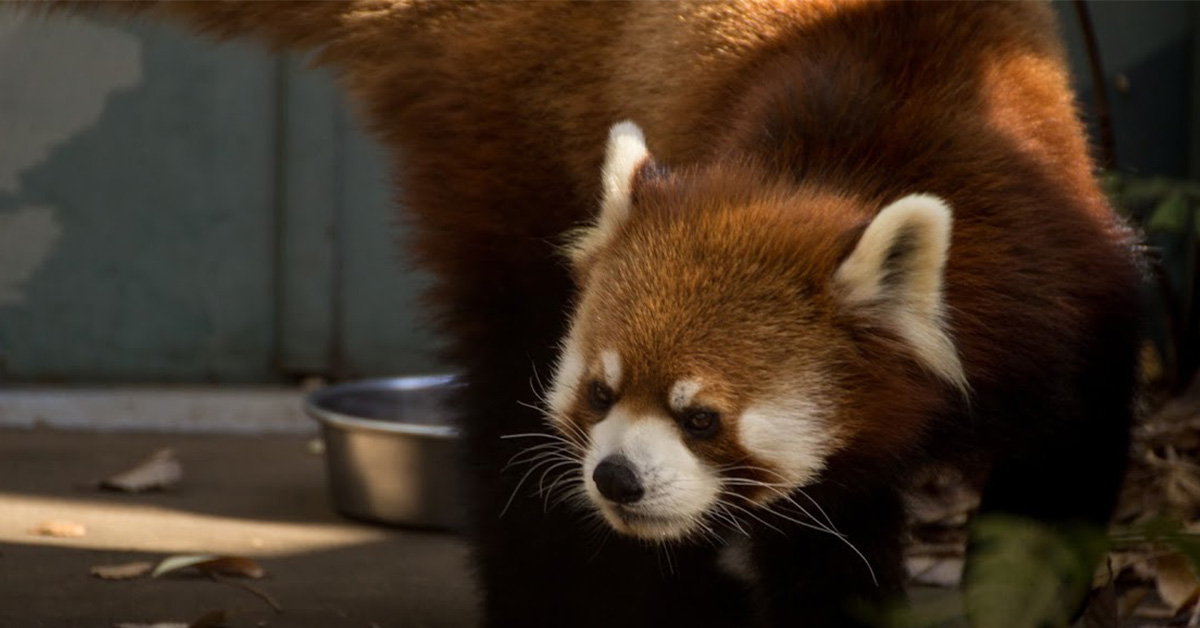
xmin=24 ymin=1 xmax=1142 ymax=626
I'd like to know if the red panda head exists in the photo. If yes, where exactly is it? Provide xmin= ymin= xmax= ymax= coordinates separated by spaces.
xmin=543 ymin=121 xmax=965 ymax=540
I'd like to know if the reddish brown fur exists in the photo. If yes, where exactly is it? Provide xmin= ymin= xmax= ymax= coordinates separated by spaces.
xmin=19 ymin=2 xmax=1142 ymax=626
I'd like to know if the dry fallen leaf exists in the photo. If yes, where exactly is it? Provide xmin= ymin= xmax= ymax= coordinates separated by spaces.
xmin=114 ymin=623 xmax=188 ymax=628
xmin=1133 ymin=603 xmax=1178 ymax=620
xmin=101 ymin=448 xmax=183 ymax=493
xmin=1104 ymin=551 xmax=1157 ymax=585
xmin=906 ymin=555 xmax=963 ymax=588
xmin=152 ymin=554 xmax=265 ymax=579
xmin=1155 ymin=552 xmax=1200 ymax=614
xmin=1117 ymin=586 xmax=1150 ymax=620
xmin=30 ymin=520 xmax=86 ymax=538
xmin=1073 ymin=577 xmax=1119 ymax=628
xmin=91 ymin=561 xmax=154 ymax=580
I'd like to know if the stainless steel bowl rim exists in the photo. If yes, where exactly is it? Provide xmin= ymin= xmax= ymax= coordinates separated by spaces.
xmin=305 ymin=374 xmax=461 ymax=438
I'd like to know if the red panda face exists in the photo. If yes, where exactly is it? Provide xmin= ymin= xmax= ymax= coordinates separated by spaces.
xmin=540 ymin=122 xmax=965 ymax=541
xmin=546 ymin=301 xmax=850 ymax=540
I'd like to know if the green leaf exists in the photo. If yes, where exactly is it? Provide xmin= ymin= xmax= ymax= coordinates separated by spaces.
xmin=863 ymin=589 xmax=964 ymax=628
xmin=1111 ymin=516 xmax=1200 ymax=574
xmin=962 ymin=515 xmax=1108 ymax=628
xmin=1147 ymin=192 xmax=1190 ymax=234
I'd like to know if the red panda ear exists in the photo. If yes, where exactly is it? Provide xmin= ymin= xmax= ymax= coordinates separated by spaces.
xmin=834 ymin=194 xmax=968 ymax=394
xmin=567 ymin=121 xmax=653 ymax=264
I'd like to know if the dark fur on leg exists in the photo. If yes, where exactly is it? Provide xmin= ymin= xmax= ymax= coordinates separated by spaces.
xmin=746 ymin=475 xmax=909 ymax=628
xmin=964 ymin=301 xmax=1140 ymax=627
xmin=451 ymin=273 xmax=752 ymax=628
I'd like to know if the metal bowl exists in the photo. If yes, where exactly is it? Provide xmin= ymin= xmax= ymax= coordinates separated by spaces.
xmin=305 ymin=375 xmax=463 ymax=531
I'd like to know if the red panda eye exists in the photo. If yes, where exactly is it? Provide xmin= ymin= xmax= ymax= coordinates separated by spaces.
xmin=681 ymin=410 xmax=719 ymax=437
xmin=588 ymin=381 xmax=615 ymax=413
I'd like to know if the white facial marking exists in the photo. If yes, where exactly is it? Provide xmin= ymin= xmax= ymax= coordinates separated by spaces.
xmin=834 ymin=193 xmax=968 ymax=395
xmin=739 ymin=397 xmax=836 ymax=487
xmin=668 ymin=378 xmax=703 ymax=413
xmin=545 ymin=330 xmax=584 ymax=421
xmin=584 ymin=406 xmax=720 ymax=539
xmin=600 ymin=349 xmax=622 ymax=390
xmin=568 ymin=121 xmax=649 ymax=263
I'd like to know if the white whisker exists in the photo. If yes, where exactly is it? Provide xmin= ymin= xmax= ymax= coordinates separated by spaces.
xmin=501 ymin=454 xmax=570 ymax=518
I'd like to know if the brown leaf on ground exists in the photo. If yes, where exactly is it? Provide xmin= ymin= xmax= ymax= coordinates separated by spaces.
xmin=100 ymin=448 xmax=183 ymax=493
xmin=1117 ymin=586 xmax=1150 ymax=620
xmin=30 ymin=520 xmax=86 ymax=538
xmin=91 ymin=561 xmax=154 ymax=580
xmin=893 ymin=375 xmax=1200 ymax=627
xmin=1155 ymin=552 xmax=1200 ymax=614
xmin=906 ymin=555 xmax=963 ymax=588
xmin=152 ymin=554 xmax=265 ymax=579
xmin=1073 ymin=577 xmax=1119 ymax=628
xmin=1108 ymin=551 xmax=1158 ymax=584
xmin=114 ymin=623 xmax=188 ymax=628
xmin=1133 ymin=603 xmax=1178 ymax=620
xmin=1142 ymin=447 xmax=1200 ymax=518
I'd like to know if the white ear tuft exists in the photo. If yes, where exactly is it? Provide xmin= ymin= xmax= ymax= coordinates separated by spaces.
xmin=834 ymin=194 xmax=967 ymax=394
xmin=568 ymin=121 xmax=649 ymax=264
xmin=601 ymin=121 xmax=649 ymax=219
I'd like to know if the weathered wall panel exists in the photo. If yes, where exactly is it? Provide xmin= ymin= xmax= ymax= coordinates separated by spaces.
xmin=0 ymin=17 xmax=279 ymax=382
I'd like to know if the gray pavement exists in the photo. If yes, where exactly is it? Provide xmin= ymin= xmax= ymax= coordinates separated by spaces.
xmin=0 ymin=428 xmax=478 ymax=628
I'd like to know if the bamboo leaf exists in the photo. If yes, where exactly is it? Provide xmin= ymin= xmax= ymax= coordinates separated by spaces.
xmin=1148 ymin=192 xmax=1189 ymax=234
xmin=962 ymin=515 xmax=1108 ymax=628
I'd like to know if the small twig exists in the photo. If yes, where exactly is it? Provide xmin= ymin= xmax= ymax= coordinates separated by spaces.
xmin=207 ymin=573 xmax=283 ymax=614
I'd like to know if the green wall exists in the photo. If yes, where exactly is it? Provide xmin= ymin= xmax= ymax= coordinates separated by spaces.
xmin=0 ymin=14 xmax=441 ymax=383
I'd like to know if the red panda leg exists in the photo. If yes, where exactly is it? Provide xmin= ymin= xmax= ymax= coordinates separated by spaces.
xmin=963 ymin=309 xmax=1138 ymax=625
xmin=460 ymin=368 xmax=755 ymax=628
xmin=447 ymin=277 xmax=753 ymax=628
xmin=743 ymin=477 xmax=909 ymax=628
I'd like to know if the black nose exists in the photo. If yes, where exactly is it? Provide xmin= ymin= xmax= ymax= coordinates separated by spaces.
xmin=593 ymin=455 xmax=644 ymax=504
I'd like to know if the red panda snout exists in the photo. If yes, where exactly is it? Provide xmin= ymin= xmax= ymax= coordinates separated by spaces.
xmin=542 ymin=335 xmax=848 ymax=540
xmin=582 ymin=403 xmax=722 ymax=540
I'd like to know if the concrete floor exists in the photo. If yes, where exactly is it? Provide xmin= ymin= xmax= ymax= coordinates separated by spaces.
xmin=0 ymin=428 xmax=478 ymax=628
xmin=0 ymin=426 xmax=1139 ymax=628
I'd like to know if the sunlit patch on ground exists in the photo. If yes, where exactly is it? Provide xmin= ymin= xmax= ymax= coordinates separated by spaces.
xmin=0 ymin=429 xmax=477 ymax=628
